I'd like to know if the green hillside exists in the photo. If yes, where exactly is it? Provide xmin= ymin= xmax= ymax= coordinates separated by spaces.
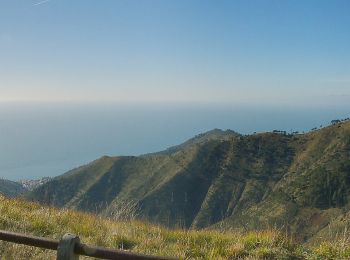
xmin=0 ymin=179 xmax=26 ymax=198
xmin=149 ymin=129 xmax=239 ymax=155
xmin=1 ymin=195 xmax=350 ymax=259
xmin=27 ymin=120 xmax=350 ymax=242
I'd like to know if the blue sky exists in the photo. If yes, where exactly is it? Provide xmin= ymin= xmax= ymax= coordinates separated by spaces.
xmin=0 ymin=0 xmax=349 ymax=105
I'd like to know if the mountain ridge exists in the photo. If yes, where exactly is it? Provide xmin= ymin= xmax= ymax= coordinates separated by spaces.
xmin=26 ymin=120 xmax=350 ymax=242
xmin=145 ymin=128 xmax=240 ymax=156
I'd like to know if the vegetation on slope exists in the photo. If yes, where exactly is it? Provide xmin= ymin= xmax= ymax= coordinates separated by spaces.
xmin=26 ymin=120 xmax=350 ymax=242
xmin=149 ymin=129 xmax=239 ymax=155
xmin=0 ymin=179 xmax=27 ymax=198
xmin=1 ymin=196 xmax=350 ymax=259
xmin=220 ymin=120 xmax=350 ymax=241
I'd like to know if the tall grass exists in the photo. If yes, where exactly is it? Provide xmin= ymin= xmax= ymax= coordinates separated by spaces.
xmin=0 ymin=196 xmax=349 ymax=259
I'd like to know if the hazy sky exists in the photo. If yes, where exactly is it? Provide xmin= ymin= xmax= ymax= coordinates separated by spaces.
xmin=0 ymin=0 xmax=349 ymax=105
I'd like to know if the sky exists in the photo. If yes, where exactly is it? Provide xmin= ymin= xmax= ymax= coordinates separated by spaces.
xmin=0 ymin=0 xmax=350 ymax=105
xmin=1 ymin=1 xmax=350 ymax=180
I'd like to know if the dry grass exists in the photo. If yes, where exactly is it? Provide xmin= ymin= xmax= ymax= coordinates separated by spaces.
xmin=0 ymin=196 xmax=349 ymax=259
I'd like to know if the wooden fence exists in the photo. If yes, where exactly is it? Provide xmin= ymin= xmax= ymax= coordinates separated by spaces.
xmin=0 ymin=230 xmax=177 ymax=260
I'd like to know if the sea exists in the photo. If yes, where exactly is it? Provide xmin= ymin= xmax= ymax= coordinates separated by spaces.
xmin=0 ymin=102 xmax=349 ymax=180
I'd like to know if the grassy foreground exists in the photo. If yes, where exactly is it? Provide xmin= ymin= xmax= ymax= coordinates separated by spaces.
xmin=0 ymin=196 xmax=349 ymax=259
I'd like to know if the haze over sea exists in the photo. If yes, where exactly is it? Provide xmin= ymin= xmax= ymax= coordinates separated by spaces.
xmin=0 ymin=101 xmax=348 ymax=180
xmin=1 ymin=1 xmax=350 ymax=180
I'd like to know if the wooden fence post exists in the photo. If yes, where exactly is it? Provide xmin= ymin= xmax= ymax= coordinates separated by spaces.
xmin=57 ymin=233 xmax=80 ymax=260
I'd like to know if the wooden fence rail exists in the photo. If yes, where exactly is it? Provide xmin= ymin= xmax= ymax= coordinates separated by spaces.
xmin=0 ymin=230 xmax=177 ymax=260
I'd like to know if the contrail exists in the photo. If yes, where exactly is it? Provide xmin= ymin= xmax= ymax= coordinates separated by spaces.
xmin=33 ymin=0 xmax=52 ymax=6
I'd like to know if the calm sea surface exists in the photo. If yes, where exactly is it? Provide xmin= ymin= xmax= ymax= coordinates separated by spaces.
xmin=0 ymin=102 xmax=349 ymax=180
